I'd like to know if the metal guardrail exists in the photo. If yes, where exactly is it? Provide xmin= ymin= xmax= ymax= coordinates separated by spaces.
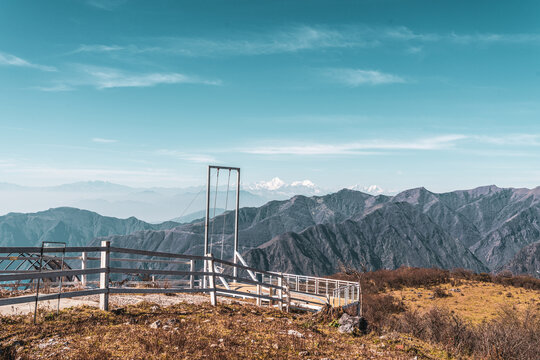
xmin=0 ymin=242 xmax=291 ymax=316
xmin=270 ymin=272 xmax=359 ymax=308
xmin=0 ymin=244 xmax=360 ymax=315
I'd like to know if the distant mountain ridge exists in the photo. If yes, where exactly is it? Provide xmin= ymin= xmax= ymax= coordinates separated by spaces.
xmin=2 ymin=185 xmax=540 ymax=277
xmin=244 ymin=185 xmax=540 ymax=276
xmin=0 ymin=207 xmax=179 ymax=247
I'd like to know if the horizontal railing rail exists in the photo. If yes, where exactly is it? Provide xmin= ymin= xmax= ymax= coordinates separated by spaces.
xmin=0 ymin=244 xmax=356 ymax=314
xmin=0 ymin=243 xmax=291 ymax=314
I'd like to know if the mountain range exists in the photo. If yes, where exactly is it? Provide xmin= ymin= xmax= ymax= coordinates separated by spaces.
xmin=0 ymin=179 xmax=342 ymax=223
xmin=1 ymin=185 xmax=539 ymax=277
xmin=0 ymin=207 xmax=179 ymax=247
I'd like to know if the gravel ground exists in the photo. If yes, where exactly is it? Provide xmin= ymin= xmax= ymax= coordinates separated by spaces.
xmin=0 ymin=292 xmax=239 ymax=316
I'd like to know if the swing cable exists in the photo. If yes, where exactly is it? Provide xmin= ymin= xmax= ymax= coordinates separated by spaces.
xmin=220 ymin=170 xmax=231 ymax=260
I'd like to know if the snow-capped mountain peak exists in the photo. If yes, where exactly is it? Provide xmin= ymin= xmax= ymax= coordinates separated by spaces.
xmin=246 ymin=178 xmax=323 ymax=198
xmin=290 ymin=180 xmax=316 ymax=189
xmin=347 ymin=184 xmax=385 ymax=195
xmin=250 ymin=177 xmax=286 ymax=191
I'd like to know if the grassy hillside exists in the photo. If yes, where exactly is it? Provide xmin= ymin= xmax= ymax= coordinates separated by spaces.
xmin=0 ymin=301 xmax=448 ymax=360
xmin=1 ymin=268 xmax=539 ymax=359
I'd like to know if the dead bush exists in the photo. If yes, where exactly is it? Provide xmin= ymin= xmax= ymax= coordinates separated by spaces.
xmin=433 ymin=287 xmax=451 ymax=298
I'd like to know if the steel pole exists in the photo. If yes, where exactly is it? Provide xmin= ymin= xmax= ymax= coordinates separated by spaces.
xmin=204 ymin=166 xmax=211 ymax=288
xmin=233 ymin=168 xmax=240 ymax=278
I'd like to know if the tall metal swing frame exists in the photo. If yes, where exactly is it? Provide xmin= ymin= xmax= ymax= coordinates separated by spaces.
xmin=204 ymin=165 xmax=241 ymax=278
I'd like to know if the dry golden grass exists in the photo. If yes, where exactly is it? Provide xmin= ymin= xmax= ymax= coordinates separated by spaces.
xmin=388 ymin=279 xmax=540 ymax=324
xmin=0 ymin=300 xmax=451 ymax=360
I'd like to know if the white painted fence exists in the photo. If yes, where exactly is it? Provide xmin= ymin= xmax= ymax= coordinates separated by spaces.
xmin=0 ymin=243 xmax=360 ymax=314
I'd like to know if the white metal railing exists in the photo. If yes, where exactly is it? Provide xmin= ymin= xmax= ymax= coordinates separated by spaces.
xmin=0 ymin=242 xmax=291 ymax=320
xmin=0 ymin=244 xmax=359 ymax=316
xmin=263 ymin=272 xmax=360 ymax=309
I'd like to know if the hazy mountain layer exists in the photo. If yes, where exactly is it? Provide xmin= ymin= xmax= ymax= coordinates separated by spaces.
xmin=0 ymin=207 xmax=179 ymax=247
xmin=3 ymin=184 xmax=540 ymax=277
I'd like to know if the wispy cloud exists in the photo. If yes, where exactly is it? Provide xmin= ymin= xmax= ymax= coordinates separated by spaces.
xmin=92 ymin=138 xmax=118 ymax=143
xmin=378 ymin=26 xmax=540 ymax=45
xmin=72 ymin=25 xmax=375 ymax=57
xmin=472 ymin=134 xmax=540 ymax=146
xmin=86 ymin=0 xmax=127 ymax=11
xmin=33 ymin=84 xmax=74 ymax=92
xmin=155 ymin=149 xmax=217 ymax=163
xmin=82 ymin=66 xmax=221 ymax=89
xmin=39 ymin=66 xmax=222 ymax=91
xmin=71 ymin=25 xmax=540 ymax=59
xmin=243 ymin=135 xmax=467 ymax=155
xmin=0 ymin=160 xmax=15 ymax=168
xmin=1 ymin=165 xmax=187 ymax=186
xmin=0 ymin=52 xmax=56 ymax=72
xmin=74 ymin=44 xmax=125 ymax=53
xmin=325 ymin=68 xmax=406 ymax=86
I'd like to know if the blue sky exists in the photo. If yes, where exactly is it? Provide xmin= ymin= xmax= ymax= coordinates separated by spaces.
xmin=1 ymin=0 xmax=540 ymax=192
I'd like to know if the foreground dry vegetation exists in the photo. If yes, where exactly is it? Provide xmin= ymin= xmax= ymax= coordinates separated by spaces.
xmin=335 ymin=267 xmax=540 ymax=360
xmin=1 ymin=267 xmax=539 ymax=359
xmin=0 ymin=301 xmax=448 ymax=360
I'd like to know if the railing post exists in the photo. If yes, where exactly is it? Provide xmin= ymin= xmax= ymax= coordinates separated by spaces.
xmin=325 ymin=280 xmax=328 ymax=296
xmin=99 ymin=241 xmax=110 ymax=311
xmin=315 ymin=278 xmax=319 ymax=295
xmin=278 ymin=274 xmax=283 ymax=311
xmin=295 ymin=276 xmax=298 ymax=291
xmin=81 ymin=251 xmax=87 ymax=287
xmin=256 ymin=283 xmax=261 ymax=306
xmin=190 ymin=259 xmax=195 ymax=289
xmin=207 ymin=254 xmax=217 ymax=306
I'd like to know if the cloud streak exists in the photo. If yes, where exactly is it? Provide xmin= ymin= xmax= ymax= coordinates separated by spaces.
xmin=82 ymin=66 xmax=221 ymax=89
xmin=325 ymin=68 xmax=406 ymax=86
xmin=244 ymin=135 xmax=467 ymax=155
xmin=72 ymin=25 xmax=540 ymax=58
xmin=155 ymin=149 xmax=217 ymax=163
xmin=92 ymin=138 xmax=118 ymax=143
xmin=0 ymin=52 xmax=56 ymax=72
xmin=35 ymin=66 xmax=222 ymax=91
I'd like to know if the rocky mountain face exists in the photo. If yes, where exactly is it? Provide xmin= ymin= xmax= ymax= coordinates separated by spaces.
xmin=3 ymin=185 xmax=540 ymax=277
xmin=244 ymin=185 xmax=540 ymax=276
xmin=504 ymin=240 xmax=540 ymax=276
xmin=0 ymin=207 xmax=179 ymax=247
xmin=245 ymin=202 xmax=487 ymax=276
xmin=90 ymin=190 xmax=379 ymax=258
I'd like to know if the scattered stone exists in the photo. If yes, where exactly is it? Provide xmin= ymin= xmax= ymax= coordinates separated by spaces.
xmin=272 ymin=343 xmax=279 ymax=350
xmin=210 ymin=344 xmax=218 ymax=348
xmin=288 ymin=329 xmax=305 ymax=338
xmin=337 ymin=313 xmax=368 ymax=334
xmin=166 ymin=318 xmax=179 ymax=326
xmin=299 ymin=350 xmax=309 ymax=356
xmin=218 ymin=338 xmax=224 ymax=343
xmin=149 ymin=320 xmax=161 ymax=329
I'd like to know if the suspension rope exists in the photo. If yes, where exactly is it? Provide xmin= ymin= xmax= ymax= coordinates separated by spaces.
xmin=220 ymin=170 xmax=231 ymax=260
xmin=209 ymin=169 xmax=219 ymax=255
xmin=176 ymin=187 xmax=204 ymax=222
